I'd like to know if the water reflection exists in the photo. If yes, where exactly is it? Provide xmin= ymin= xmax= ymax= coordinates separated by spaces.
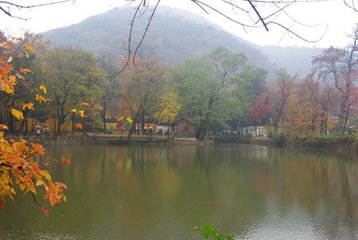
xmin=1 ymin=144 xmax=358 ymax=239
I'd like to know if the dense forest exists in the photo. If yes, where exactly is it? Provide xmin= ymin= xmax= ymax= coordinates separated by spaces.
xmin=1 ymin=21 xmax=358 ymax=141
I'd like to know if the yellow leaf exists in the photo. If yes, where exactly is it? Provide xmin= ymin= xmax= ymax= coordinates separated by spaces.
xmin=24 ymin=44 xmax=35 ymax=54
xmin=71 ymin=108 xmax=77 ymax=113
xmin=35 ymin=94 xmax=48 ymax=103
xmin=11 ymin=108 xmax=24 ymax=120
xmin=19 ymin=183 xmax=26 ymax=191
xmin=126 ymin=117 xmax=133 ymax=123
xmin=26 ymin=184 xmax=37 ymax=194
xmin=39 ymin=170 xmax=52 ymax=181
xmin=4 ymin=88 xmax=14 ymax=94
xmin=39 ymin=85 xmax=47 ymax=94
xmin=78 ymin=111 xmax=86 ymax=118
xmin=22 ymin=103 xmax=34 ymax=111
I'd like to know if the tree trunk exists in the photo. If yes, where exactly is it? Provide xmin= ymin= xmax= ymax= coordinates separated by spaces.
xmin=140 ymin=111 xmax=145 ymax=135
xmin=103 ymin=95 xmax=106 ymax=131
xmin=340 ymin=95 xmax=349 ymax=134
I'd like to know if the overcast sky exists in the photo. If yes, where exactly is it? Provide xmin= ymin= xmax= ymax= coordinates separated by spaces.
xmin=1 ymin=0 xmax=357 ymax=48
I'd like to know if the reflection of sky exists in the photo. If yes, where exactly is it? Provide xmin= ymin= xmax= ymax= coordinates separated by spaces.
xmin=240 ymin=198 xmax=358 ymax=240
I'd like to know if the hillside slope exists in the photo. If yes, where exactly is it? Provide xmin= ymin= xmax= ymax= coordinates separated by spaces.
xmin=43 ymin=7 xmax=275 ymax=72
xmin=43 ymin=7 xmax=322 ymax=75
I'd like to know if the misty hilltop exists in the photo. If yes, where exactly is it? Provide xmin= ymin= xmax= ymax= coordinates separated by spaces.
xmin=42 ymin=7 xmax=322 ymax=75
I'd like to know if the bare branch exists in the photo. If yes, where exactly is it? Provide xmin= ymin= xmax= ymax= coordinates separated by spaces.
xmin=0 ymin=0 xmax=73 ymax=9
xmin=133 ymin=0 xmax=161 ymax=66
xmin=247 ymin=0 xmax=269 ymax=31
xmin=268 ymin=21 xmax=327 ymax=43
xmin=113 ymin=0 xmax=357 ymax=73
xmin=343 ymin=0 xmax=358 ymax=12
xmin=0 ymin=0 xmax=74 ymax=19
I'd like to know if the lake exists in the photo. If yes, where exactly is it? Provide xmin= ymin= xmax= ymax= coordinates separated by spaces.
xmin=1 ymin=143 xmax=358 ymax=240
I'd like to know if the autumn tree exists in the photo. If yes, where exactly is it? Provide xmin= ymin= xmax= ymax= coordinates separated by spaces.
xmin=281 ymin=76 xmax=324 ymax=137
xmin=7 ymin=33 xmax=51 ymax=134
xmin=118 ymin=57 xmax=168 ymax=135
xmin=154 ymin=91 xmax=181 ymax=123
xmin=0 ymin=33 xmax=67 ymax=212
xmin=268 ymin=69 xmax=295 ymax=131
xmin=39 ymin=47 xmax=107 ymax=134
xmin=251 ymin=92 xmax=271 ymax=124
xmin=312 ymin=25 xmax=358 ymax=133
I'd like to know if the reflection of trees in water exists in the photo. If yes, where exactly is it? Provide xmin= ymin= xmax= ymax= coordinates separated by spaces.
xmin=37 ymin=144 xmax=358 ymax=239
xmin=257 ymin=149 xmax=358 ymax=239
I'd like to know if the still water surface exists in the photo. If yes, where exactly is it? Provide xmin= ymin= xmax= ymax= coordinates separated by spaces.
xmin=1 ymin=143 xmax=358 ymax=240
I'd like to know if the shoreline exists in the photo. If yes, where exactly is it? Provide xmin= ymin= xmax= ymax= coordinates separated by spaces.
xmin=5 ymin=133 xmax=358 ymax=153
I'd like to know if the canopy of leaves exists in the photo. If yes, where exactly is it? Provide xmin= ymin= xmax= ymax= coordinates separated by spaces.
xmin=174 ymin=47 xmax=264 ymax=137
xmin=0 ymin=32 xmax=68 ymax=213
xmin=118 ymin=57 xmax=168 ymax=128
xmin=39 ymin=47 xmax=107 ymax=132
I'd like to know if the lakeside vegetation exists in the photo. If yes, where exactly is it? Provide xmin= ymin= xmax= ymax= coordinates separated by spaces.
xmin=0 ymin=5 xmax=358 ymax=220
xmin=2 ymin=23 xmax=358 ymax=144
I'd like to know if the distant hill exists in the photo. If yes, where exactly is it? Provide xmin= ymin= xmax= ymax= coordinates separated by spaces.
xmin=42 ymin=7 xmax=274 ymax=72
xmin=42 ymin=7 xmax=322 ymax=76
xmin=260 ymin=45 xmax=323 ymax=76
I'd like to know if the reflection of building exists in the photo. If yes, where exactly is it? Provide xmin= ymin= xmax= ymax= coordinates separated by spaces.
xmin=170 ymin=117 xmax=196 ymax=139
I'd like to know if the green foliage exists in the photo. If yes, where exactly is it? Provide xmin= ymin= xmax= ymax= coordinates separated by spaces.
xmin=194 ymin=224 xmax=234 ymax=240
xmin=232 ymin=66 xmax=267 ymax=120
xmin=272 ymin=133 xmax=286 ymax=146
xmin=280 ymin=134 xmax=356 ymax=147
xmin=174 ymin=47 xmax=261 ymax=139
xmin=319 ymin=134 xmax=355 ymax=143
xmin=118 ymin=58 xmax=168 ymax=134
xmin=39 ymin=47 xmax=107 ymax=133
xmin=154 ymin=91 xmax=181 ymax=123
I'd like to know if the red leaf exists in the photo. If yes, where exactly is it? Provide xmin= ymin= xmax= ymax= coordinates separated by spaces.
xmin=41 ymin=206 xmax=49 ymax=216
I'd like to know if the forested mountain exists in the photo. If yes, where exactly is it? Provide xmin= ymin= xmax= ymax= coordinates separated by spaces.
xmin=42 ymin=7 xmax=321 ymax=76
xmin=42 ymin=7 xmax=276 ymax=72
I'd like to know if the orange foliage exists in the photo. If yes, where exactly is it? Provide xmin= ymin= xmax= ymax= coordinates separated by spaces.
xmin=60 ymin=156 xmax=72 ymax=165
xmin=0 ymin=133 xmax=67 ymax=208
xmin=0 ymin=34 xmax=68 ymax=213
xmin=74 ymin=123 xmax=83 ymax=129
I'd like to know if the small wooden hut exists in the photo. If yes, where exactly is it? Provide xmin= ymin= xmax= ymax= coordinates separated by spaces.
xmin=170 ymin=117 xmax=196 ymax=139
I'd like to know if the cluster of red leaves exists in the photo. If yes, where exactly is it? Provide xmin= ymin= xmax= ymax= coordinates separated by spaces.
xmin=251 ymin=93 xmax=271 ymax=122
